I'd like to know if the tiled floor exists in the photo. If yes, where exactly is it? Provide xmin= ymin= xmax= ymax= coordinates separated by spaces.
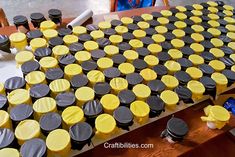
xmin=0 ymin=0 xmax=235 ymax=25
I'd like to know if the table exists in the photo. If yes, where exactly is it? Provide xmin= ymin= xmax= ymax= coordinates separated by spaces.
xmin=80 ymin=97 xmax=235 ymax=157
xmin=0 ymin=6 xmax=235 ymax=157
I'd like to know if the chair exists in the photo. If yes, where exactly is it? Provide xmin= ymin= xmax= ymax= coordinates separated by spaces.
xmin=162 ymin=0 xmax=169 ymax=6
xmin=0 ymin=8 xmax=9 ymax=27
xmin=153 ymin=0 xmax=169 ymax=6
xmin=110 ymin=0 xmax=169 ymax=12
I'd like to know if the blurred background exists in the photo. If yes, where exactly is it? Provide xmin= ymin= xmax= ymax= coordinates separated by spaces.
xmin=0 ymin=0 xmax=235 ymax=25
